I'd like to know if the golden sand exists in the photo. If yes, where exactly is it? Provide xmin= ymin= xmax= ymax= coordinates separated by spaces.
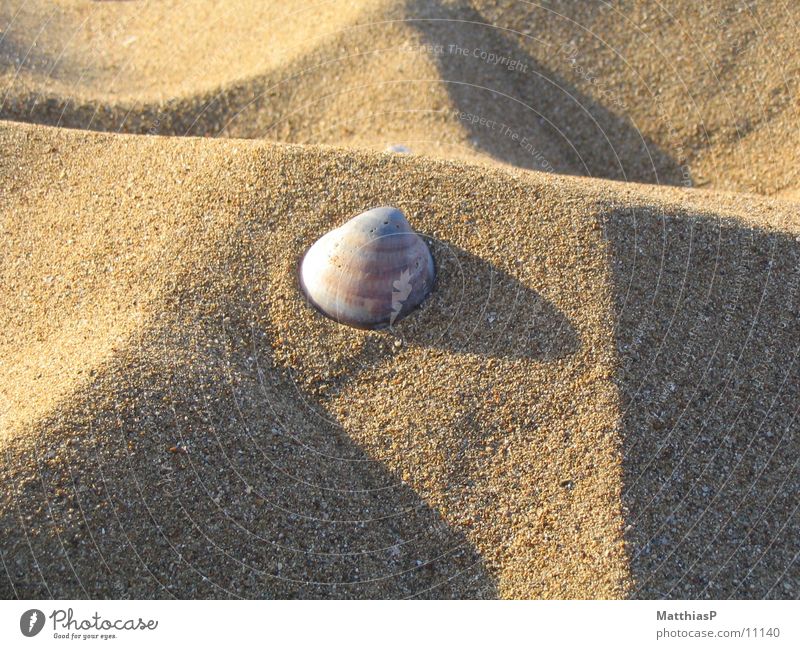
xmin=1 ymin=1 xmax=798 ymax=599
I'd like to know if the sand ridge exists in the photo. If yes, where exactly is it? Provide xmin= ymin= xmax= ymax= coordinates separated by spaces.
xmin=2 ymin=1 xmax=799 ymax=196
xmin=1 ymin=123 xmax=628 ymax=598
xmin=1 ymin=122 xmax=798 ymax=598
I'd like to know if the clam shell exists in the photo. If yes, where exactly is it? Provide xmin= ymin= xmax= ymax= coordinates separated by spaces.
xmin=299 ymin=206 xmax=435 ymax=329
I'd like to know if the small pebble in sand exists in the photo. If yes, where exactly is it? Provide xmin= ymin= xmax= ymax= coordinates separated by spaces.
xmin=385 ymin=144 xmax=412 ymax=154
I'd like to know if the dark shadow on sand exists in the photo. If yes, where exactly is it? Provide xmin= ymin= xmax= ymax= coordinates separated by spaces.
xmin=406 ymin=0 xmax=689 ymax=186
xmin=603 ymin=205 xmax=800 ymax=598
xmin=392 ymin=240 xmax=580 ymax=360
xmin=0 ymin=32 xmax=62 ymax=78
xmin=0 ymin=282 xmax=497 ymax=600
xmin=295 ymin=240 xmax=581 ymax=388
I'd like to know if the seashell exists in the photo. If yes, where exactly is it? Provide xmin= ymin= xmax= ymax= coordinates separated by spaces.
xmin=299 ymin=206 xmax=435 ymax=329
xmin=385 ymin=144 xmax=412 ymax=154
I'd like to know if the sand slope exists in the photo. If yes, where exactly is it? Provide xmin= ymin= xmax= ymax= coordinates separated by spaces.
xmin=2 ymin=0 xmax=799 ymax=195
xmin=1 ymin=122 xmax=798 ymax=598
xmin=1 ymin=0 xmax=799 ymax=600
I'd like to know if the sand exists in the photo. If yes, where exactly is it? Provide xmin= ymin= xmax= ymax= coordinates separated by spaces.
xmin=1 ymin=1 xmax=798 ymax=599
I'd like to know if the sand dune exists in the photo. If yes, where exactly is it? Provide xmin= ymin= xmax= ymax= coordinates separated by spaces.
xmin=1 ymin=122 xmax=797 ymax=598
xmin=3 ymin=1 xmax=799 ymax=194
xmin=1 ymin=1 xmax=799 ymax=599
